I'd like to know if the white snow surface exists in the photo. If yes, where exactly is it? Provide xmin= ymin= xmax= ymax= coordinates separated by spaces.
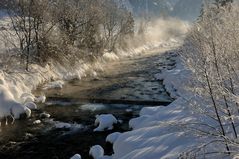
xmin=70 ymin=154 xmax=82 ymax=159
xmin=110 ymin=54 xmax=219 ymax=158
xmin=94 ymin=114 xmax=118 ymax=132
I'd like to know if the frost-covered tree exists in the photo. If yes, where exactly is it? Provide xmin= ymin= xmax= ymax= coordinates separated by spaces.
xmin=182 ymin=2 xmax=239 ymax=157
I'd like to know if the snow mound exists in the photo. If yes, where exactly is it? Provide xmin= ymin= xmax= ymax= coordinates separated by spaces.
xmin=89 ymin=145 xmax=104 ymax=159
xmin=70 ymin=154 xmax=81 ymax=159
xmin=24 ymin=102 xmax=37 ymax=110
xmin=106 ymin=132 xmax=122 ymax=144
xmin=94 ymin=114 xmax=118 ymax=132
xmin=43 ymin=80 xmax=64 ymax=90
xmin=80 ymin=104 xmax=106 ymax=112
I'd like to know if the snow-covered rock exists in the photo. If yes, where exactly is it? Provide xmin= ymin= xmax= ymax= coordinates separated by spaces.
xmin=24 ymin=102 xmax=37 ymax=110
xmin=106 ymin=132 xmax=122 ymax=144
xmin=89 ymin=145 xmax=104 ymax=159
xmin=70 ymin=154 xmax=81 ymax=159
xmin=94 ymin=114 xmax=118 ymax=132
xmin=33 ymin=120 xmax=41 ymax=124
xmin=40 ymin=112 xmax=51 ymax=119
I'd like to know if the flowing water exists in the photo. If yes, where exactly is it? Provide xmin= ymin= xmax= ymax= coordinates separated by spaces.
xmin=0 ymin=48 xmax=176 ymax=159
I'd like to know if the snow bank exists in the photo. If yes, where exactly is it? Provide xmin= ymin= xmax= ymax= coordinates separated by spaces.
xmin=94 ymin=114 xmax=118 ymax=132
xmin=154 ymin=55 xmax=191 ymax=99
xmin=111 ymin=53 xmax=204 ymax=158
